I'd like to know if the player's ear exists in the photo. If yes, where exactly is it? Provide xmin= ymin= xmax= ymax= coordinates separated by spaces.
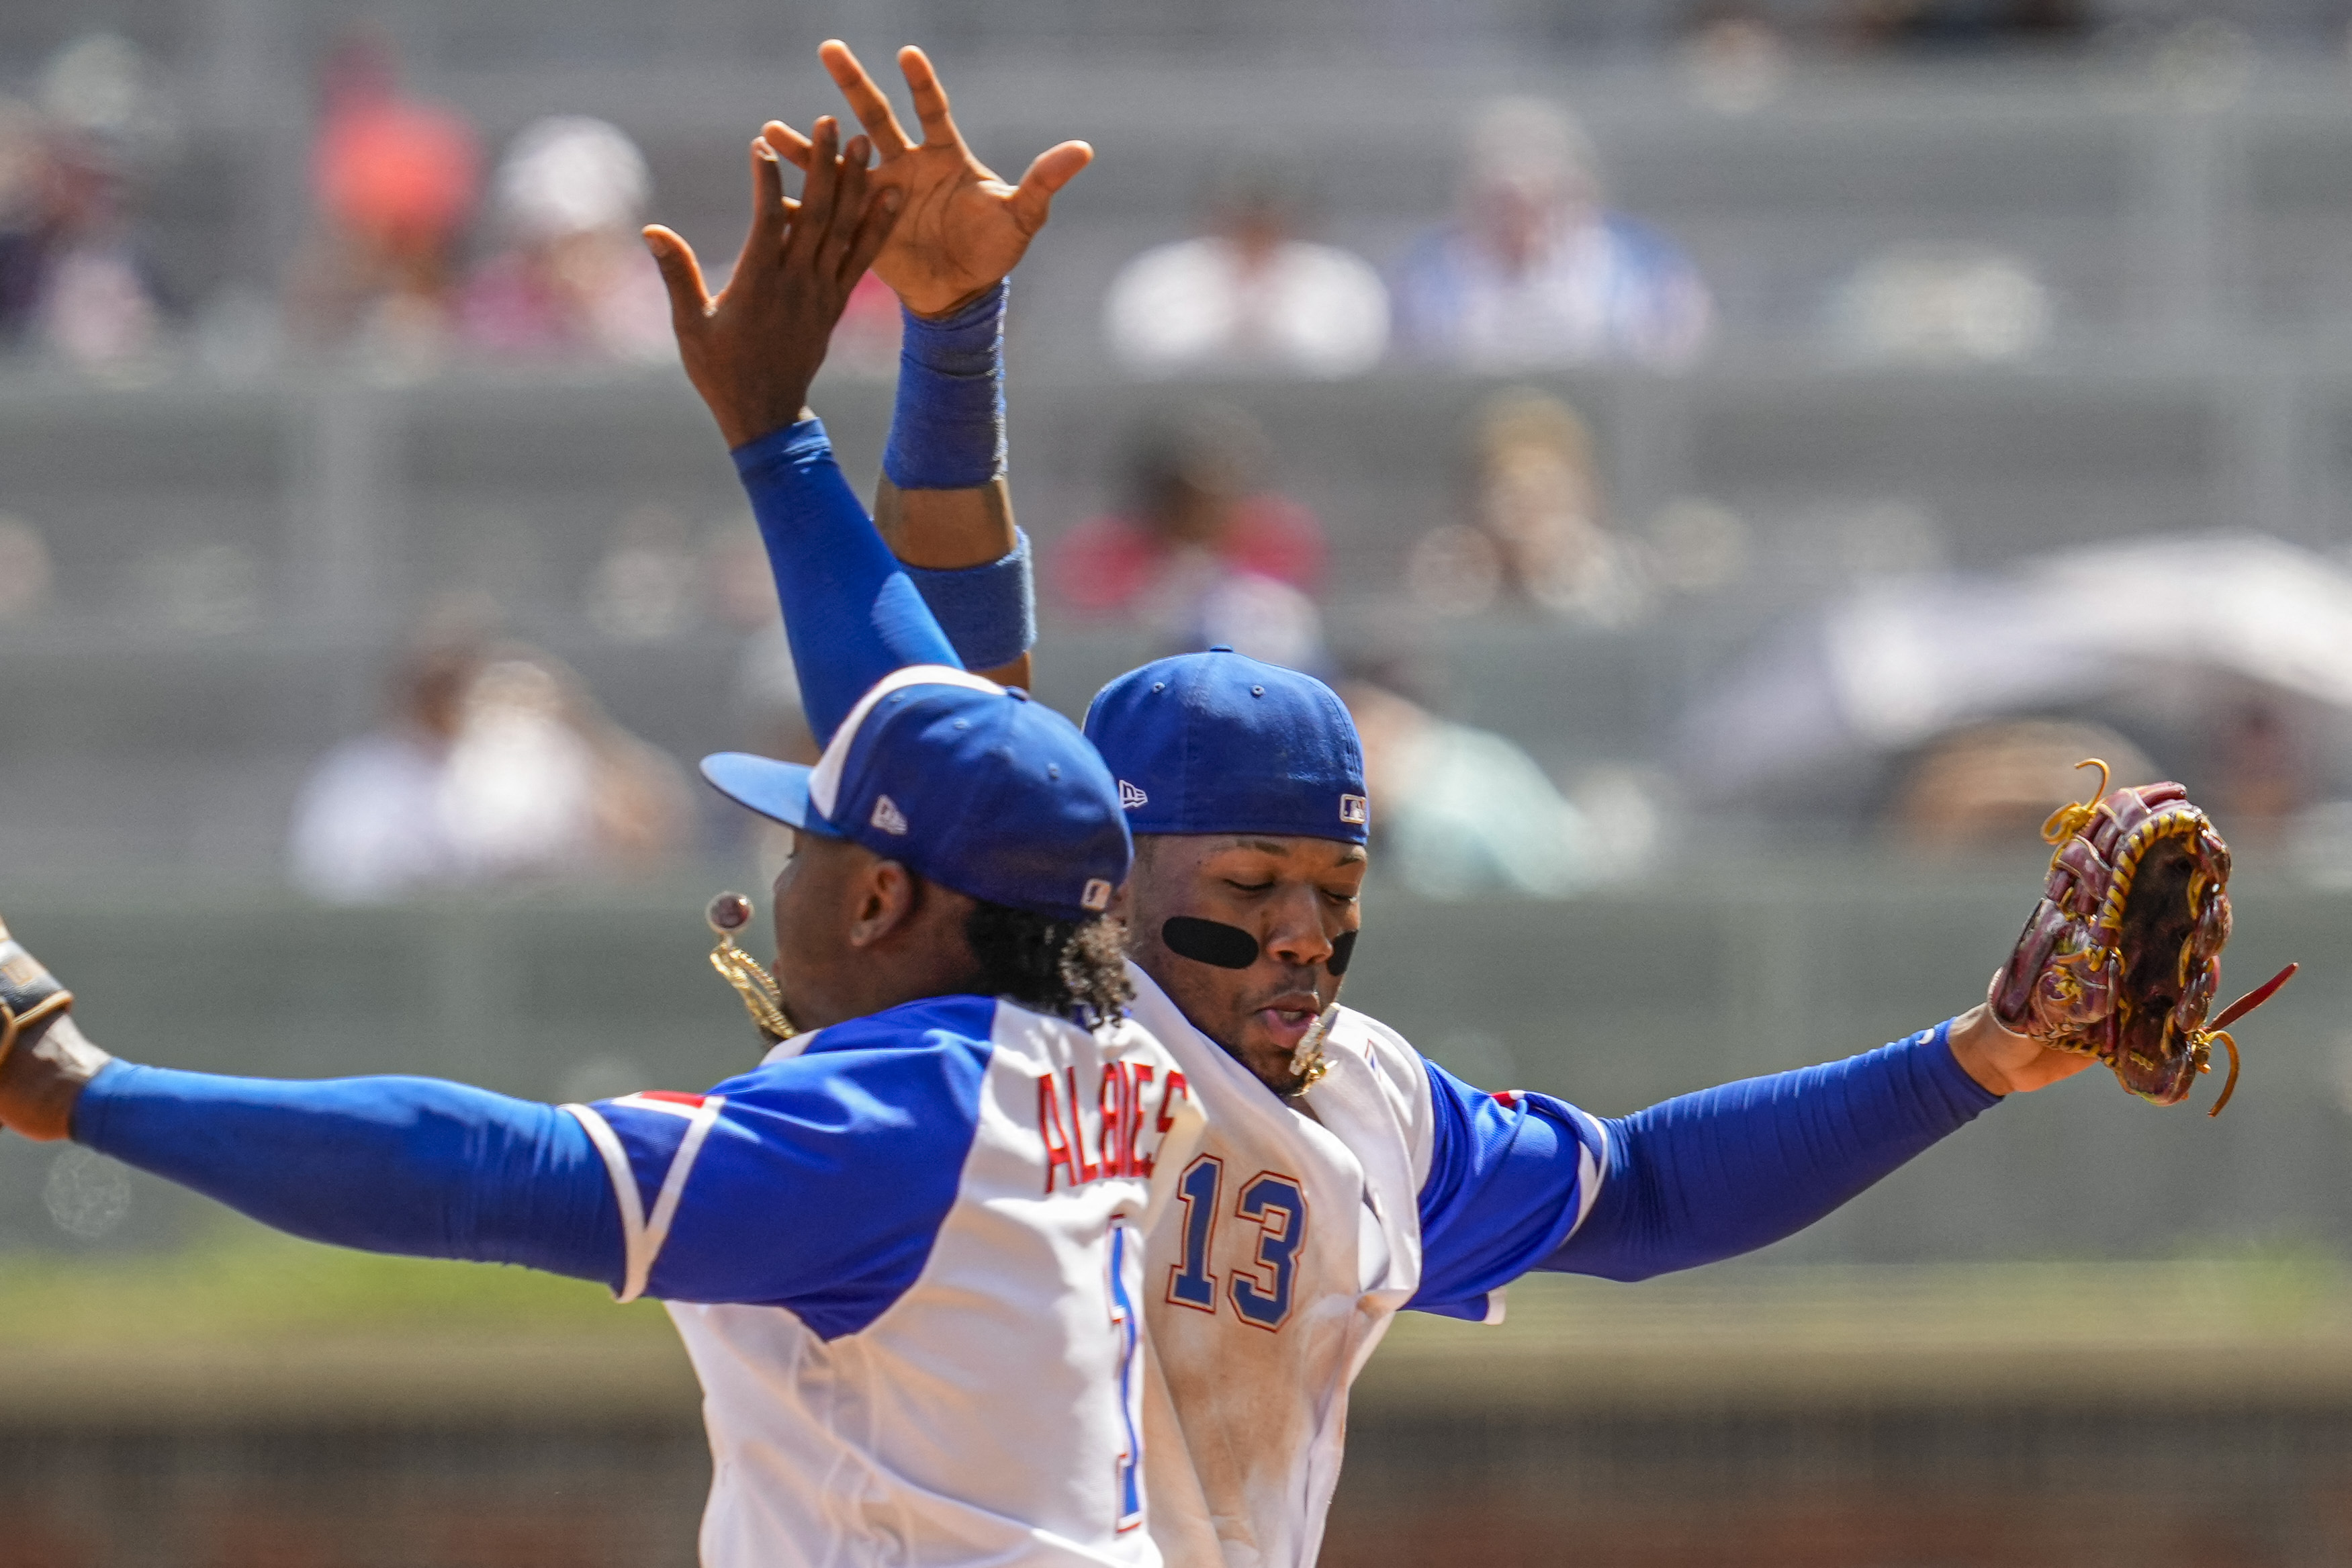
xmin=846 ymin=858 xmax=920 ymax=948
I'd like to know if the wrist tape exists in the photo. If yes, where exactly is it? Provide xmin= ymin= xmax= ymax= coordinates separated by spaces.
xmin=905 ymin=529 xmax=1036 ymax=671
xmin=883 ymin=281 xmax=1008 ymax=491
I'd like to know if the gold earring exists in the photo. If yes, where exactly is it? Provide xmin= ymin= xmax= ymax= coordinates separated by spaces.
xmin=707 ymin=892 xmax=795 ymax=1044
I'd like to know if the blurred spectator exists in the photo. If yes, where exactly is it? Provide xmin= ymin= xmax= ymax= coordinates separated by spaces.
xmin=461 ymin=116 xmax=669 ymax=361
xmin=1840 ymin=0 xmax=2089 ymax=50
xmin=1680 ymin=12 xmax=1792 ymax=116
xmin=1051 ymin=404 xmax=1326 ymax=645
xmin=0 ymin=36 xmax=172 ymax=367
xmin=1103 ymin=169 xmax=1388 ymax=378
xmin=0 ymin=514 xmax=54 ymax=621
xmin=1391 ymin=98 xmax=1711 ymax=369
xmin=1341 ymin=667 xmax=1600 ymax=899
xmin=291 ymin=636 xmax=690 ymax=901
xmin=1189 ymin=571 xmax=1328 ymax=673
xmin=2212 ymin=696 xmax=2312 ymax=843
xmin=1887 ymin=719 xmax=2155 ymax=852
xmin=1407 ymin=389 xmax=1651 ymax=625
xmin=1830 ymin=244 xmax=2051 ymax=363
xmin=584 ymin=504 xmax=697 ymax=641
xmin=289 ymin=32 xmax=480 ymax=355
xmin=0 ymin=100 xmax=44 ymax=339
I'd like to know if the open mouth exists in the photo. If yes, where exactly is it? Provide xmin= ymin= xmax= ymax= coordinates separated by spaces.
xmin=1253 ymin=999 xmax=1322 ymax=1049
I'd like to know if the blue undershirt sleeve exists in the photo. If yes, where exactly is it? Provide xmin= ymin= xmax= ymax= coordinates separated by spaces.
xmin=732 ymin=418 xmax=964 ymax=744
xmin=1544 ymin=1020 xmax=2001 ymax=1283
xmin=1407 ymin=1021 xmax=2001 ymax=1316
xmin=71 ymin=1060 xmax=624 ymax=1287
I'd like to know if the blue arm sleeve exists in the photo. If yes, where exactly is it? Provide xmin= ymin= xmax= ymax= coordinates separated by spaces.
xmin=733 ymin=418 xmax=963 ymax=744
xmin=71 ymin=1062 xmax=623 ymax=1287
xmin=1546 ymin=1021 xmax=1999 ymax=1283
xmin=1408 ymin=1021 xmax=1999 ymax=1316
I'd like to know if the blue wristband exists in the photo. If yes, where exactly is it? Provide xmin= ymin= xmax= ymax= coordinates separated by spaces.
xmin=906 ymin=529 xmax=1037 ymax=671
xmin=883 ymin=281 xmax=1007 ymax=491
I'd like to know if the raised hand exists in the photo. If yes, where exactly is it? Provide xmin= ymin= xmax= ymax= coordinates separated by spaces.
xmin=644 ymin=118 xmax=901 ymax=450
xmin=765 ymin=42 xmax=1091 ymax=318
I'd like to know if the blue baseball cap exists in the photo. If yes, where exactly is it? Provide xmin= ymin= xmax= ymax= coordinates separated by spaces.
xmin=1083 ymin=648 xmax=1368 ymax=844
xmin=703 ymin=666 xmax=1131 ymax=921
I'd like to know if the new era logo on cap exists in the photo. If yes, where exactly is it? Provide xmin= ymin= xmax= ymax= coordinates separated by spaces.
xmin=1081 ymin=878 xmax=1113 ymax=912
xmin=1340 ymin=794 xmax=1369 ymax=826
xmin=870 ymin=794 xmax=909 ymax=835
xmin=1118 ymin=780 xmax=1148 ymax=811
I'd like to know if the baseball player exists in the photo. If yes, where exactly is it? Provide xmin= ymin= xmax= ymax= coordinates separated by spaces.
xmin=711 ymin=43 xmax=2100 ymax=1568
xmin=0 ymin=136 xmax=1208 ymax=1568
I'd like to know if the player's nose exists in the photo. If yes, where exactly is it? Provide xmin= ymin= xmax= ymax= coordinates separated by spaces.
xmin=1262 ymin=886 xmax=1334 ymax=970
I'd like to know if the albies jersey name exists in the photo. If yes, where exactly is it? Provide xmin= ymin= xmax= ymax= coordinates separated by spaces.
xmin=566 ymin=993 xmax=1206 ymax=1568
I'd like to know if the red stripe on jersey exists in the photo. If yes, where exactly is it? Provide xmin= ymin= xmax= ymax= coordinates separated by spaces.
xmin=632 ymin=1091 xmax=709 ymax=1107
xmin=1492 ymin=1090 xmax=1521 ymax=1108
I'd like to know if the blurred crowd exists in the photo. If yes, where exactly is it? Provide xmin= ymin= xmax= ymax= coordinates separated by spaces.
xmin=0 ymin=24 xmax=2079 ymax=383
xmin=11 ymin=13 xmax=2352 ymax=906
xmin=1 ymin=30 xmax=672 ymax=377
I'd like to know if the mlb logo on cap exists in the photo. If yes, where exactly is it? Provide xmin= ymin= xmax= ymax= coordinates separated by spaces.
xmin=702 ymin=666 xmax=1132 ymax=921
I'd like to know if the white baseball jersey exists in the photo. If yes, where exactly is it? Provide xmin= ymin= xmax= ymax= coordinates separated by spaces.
xmin=567 ymin=993 xmax=1205 ymax=1568
xmin=1123 ymin=966 xmax=1606 ymax=1568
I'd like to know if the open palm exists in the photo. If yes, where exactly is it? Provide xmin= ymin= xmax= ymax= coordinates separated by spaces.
xmin=766 ymin=41 xmax=1091 ymax=318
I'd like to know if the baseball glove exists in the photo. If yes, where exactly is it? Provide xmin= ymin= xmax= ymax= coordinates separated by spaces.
xmin=1989 ymin=760 xmax=2295 ymax=1116
xmin=0 ymin=914 xmax=72 ymax=1071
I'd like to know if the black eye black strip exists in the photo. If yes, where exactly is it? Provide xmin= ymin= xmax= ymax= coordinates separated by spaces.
xmin=1160 ymin=917 xmax=1261 ymax=970
xmin=1159 ymin=918 xmax=1360 ymax=976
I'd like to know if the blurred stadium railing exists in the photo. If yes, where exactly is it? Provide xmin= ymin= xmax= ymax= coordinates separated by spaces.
xmin=0 ymin=866 xmax=2331 ymax=1260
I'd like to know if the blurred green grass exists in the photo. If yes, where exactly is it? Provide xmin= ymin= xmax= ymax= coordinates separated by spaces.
xmin=6 ymin=1225 xmax=2349 ymax=1354
xmin=0 ymin=1222 xmax=668 ymax=1347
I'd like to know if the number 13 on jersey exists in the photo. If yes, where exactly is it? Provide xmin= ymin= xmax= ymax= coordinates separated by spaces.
xmin=1164 ymin=1154 xmax=1308 ymax=1330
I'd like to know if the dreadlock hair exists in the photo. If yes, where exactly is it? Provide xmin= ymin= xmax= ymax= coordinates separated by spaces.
xmin=964 ymin=901 xmax=1134 ymax=1028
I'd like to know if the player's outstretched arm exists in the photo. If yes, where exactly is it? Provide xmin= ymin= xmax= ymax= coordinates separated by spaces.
xmin=648 ymin=119 xmax=964 ymax=742
xmin=0 ymin=930 xmax=624 ymax=1285
xmin=1408 ymin=1009 xmax=2048 ymax=1313
xmin=766 ymin=42 xmax=1090 ymax=691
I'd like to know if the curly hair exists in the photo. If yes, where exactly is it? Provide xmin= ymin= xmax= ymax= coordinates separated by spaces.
xmin=964 ymin=902 xmax=1134 ymax=1027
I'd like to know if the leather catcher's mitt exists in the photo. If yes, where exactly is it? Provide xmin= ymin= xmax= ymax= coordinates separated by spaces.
xmin=1989 ymin=761 xmax=2295 ymax=1116
xmin=0 ymin=914 xmax=72 ymax=1072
